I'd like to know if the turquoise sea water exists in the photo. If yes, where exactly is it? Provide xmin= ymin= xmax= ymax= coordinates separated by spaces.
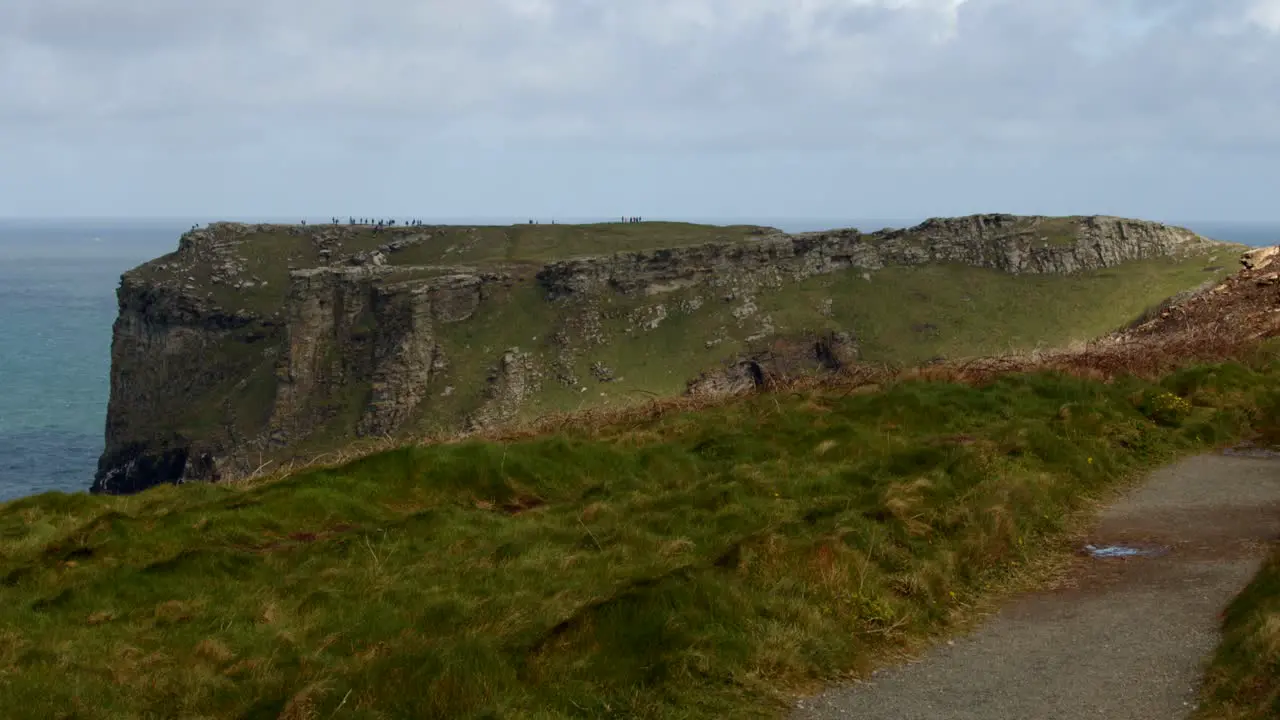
xmin=0 ymin=218 xmax=1275 ymax=502
xmin=0 ymin=221 xmax=184 ymax=501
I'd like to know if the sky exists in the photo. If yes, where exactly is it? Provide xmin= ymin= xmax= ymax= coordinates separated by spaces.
xmin=2 ymin=0 xmax=1279 ymax=222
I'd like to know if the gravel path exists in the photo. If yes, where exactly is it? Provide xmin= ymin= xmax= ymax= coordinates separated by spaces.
xmin=793 ymin=453 xmax=1280 ymax=720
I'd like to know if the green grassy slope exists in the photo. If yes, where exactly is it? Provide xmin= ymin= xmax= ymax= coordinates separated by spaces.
xmin=5 ymin=351 xmax=1279 ymax=718
xmin=768 ymin=254 xmax=1234 ymax=365
xmin=390 ymin=221 xmax=775 ymax=265
xmin=1196 ymin=545 xmax=1280 ymax=719
xmin=432 ymin=250 xmax=1235 ymax=422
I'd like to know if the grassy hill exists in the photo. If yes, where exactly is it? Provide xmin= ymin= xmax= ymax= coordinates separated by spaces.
xmin=752 ymin=255 xmax=1232 ymax=365
xmin=6 ymin=342 xmax=1280 ymax=717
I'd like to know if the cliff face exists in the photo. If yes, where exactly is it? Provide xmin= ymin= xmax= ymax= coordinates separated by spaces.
xmin=94 ymin=276 xmax=267 ymax=494
xmin=94 ymin=258 xmax=514 ymax=494
xmin=93 ymin=215 xmax=1230 ymax=495
xmin=266 ymin=266 xmax=508 ymax=443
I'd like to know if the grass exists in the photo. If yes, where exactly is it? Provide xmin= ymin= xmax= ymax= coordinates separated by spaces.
xmin=4 ymin=349 xmax=1280 ymax=718
xmin=1196 ymin=544 xmax=1280 ymax=719
xmin=446 ymin=250 xmax=1237 ymax=428
xmin=133 ymin=222 xmax=775 ymax=321
xmin=1020 ymin=216 xmax=1081 ymax=247
xmin=389 ymin=222 xmax=776 ymax=266
xmin=424 ymin=280 xmax=562 ymax=429
xmin=762 ymin=253 xmax=1235 ymax=366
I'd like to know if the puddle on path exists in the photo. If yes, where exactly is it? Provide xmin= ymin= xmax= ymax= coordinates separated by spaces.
xmin=1083 ymin=544 xmax=1169 ymax=559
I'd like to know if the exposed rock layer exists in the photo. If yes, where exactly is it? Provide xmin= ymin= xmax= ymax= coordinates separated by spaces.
xmin=537 ymin=215 xmax=1213 ymax=299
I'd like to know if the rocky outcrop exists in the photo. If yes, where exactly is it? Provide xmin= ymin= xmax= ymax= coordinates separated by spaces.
xmin=537 ymin=215 xmax=1215 ymax=299
xmin=1241 ymin=246 xmax=1279 ymax=270
xmin=466 ymin=348 xmax=544 ymax=430
xmin=94 ymin=215 xmax=1226 ymax=495
xmin=686 ymin=331 xmax=859 ymax=397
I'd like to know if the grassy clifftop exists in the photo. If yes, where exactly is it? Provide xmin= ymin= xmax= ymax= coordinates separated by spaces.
xmin=7 ymin=344 xmax=1280 ymax=717
xmin=131 ymin=221 xmax=777 ymax=314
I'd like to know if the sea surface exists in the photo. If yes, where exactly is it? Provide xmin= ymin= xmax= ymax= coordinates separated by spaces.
xmin=0 ymin=217 xmax=1275 ymax=502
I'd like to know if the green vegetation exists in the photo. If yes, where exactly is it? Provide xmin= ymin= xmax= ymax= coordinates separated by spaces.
xmin=133 ymin=222 xmax=775 ymax=319
xmin=1197 ymin=545 xmax=1280 ymax=720
xmin=389 ymin=222 xmax=774 ymax=266
xmin=761 ymin=253 xmax=1234 ymax=365
xmin=492 ymin=250 xmax=1232 ymax=421
xmin=5 ymin=349 xmax=1280 ymax=718
xmin=424 ymin=280 xmax=563 ymax=429
xmin=423 ymin=250 xmax=1236 ymax=430
xmin=1019 ymin=216 xmax=1081 ymax=247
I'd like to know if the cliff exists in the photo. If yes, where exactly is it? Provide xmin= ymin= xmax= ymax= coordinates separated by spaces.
xmin=538 ymin=215 xmax=1210 ymax=298
xmin=92 ymin=215 xmax=1235 ymax=494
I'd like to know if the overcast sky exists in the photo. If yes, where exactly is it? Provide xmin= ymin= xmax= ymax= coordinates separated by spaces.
xmin=2 ymin=0 xmax=1279 ymax=222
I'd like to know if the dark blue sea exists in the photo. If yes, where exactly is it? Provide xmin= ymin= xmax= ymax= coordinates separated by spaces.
xmin=0 ymin=217 xmax=1275 ymax=502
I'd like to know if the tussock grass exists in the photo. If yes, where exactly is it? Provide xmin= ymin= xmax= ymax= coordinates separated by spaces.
xmin=1192 ymin=525 xmax=1280 ymax=712
xmin=5 ymin=344 xmax=1280 ymax=717
xmin=1197 ymin=545 xmax=1280 ymax=719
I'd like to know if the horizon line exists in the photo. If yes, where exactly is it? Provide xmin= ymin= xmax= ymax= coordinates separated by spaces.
xmin=3 ymin=215 xmax=1280 ymax=225
xmin=0 ymin=216 xmax=914 ymax=232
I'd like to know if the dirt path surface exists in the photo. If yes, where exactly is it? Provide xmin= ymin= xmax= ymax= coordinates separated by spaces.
xmin=793 ymin=453 xmax=1280 ymax=720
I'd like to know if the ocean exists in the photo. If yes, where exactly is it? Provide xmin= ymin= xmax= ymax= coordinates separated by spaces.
xmin=0 ymin=218 xmax=1275 ymax=503
xmin=0 ymin=221 xmax=185 ymax=502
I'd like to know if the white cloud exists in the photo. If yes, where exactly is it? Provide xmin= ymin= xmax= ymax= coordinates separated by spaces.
xmin=0 ymin=0 xmax=980 ymax=124
xmin=0 ymin=0 xmax=1278 ymax=219
xmin=1247 ymin=0 xmax=1280 ymax=31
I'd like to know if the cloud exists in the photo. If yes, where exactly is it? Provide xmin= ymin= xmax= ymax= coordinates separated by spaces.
xmin=0 ymin=0 xmax=1278 ymax=219
xmin=1247 ymin=0 xmax=1280 ymax=31
xmin=0 ymin=0 xmax=999 ymax=130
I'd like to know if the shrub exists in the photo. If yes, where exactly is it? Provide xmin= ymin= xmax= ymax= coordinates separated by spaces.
xmin=1136 ymin=390 xmax=1193 ymax=427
